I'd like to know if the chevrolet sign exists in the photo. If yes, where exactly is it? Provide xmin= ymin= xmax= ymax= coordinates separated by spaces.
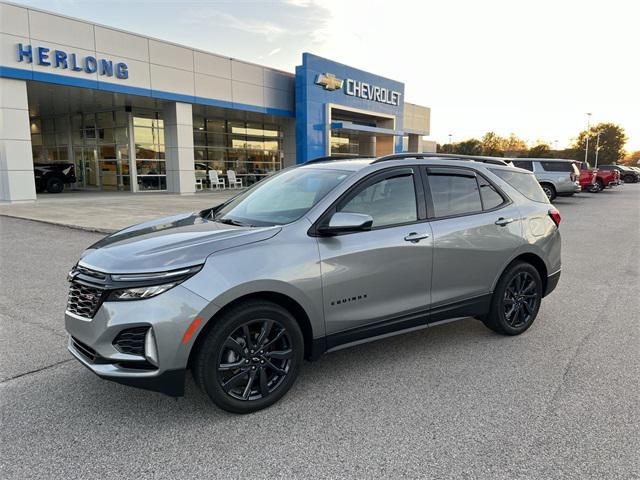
xmin=315 ymin=72 xmax=401 ymax=107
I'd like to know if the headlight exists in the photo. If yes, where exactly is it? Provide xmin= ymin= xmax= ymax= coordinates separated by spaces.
xmin=108 ymin=282 xmax=177 ymax=301
xmin=105 ymin=265 xmax=202 ymax=301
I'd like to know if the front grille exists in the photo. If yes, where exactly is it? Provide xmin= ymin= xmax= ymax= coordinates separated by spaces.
xmin=67 ymin=282 xmax=104 ymax=319
xmin=113 ymin=327 xmax=148 ymax=356
xmin=71 ymin=336 xmax=97 ymax=362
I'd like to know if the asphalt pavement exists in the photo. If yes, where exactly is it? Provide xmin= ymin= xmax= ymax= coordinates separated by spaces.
xmin=1 ymin=185 xmax=638 ymax=479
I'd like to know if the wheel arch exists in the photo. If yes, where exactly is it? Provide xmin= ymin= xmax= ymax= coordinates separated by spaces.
xmin=187 ymin=291 xmax=318 ymax=369
xmin=493 ymin=252 xmax=548 ymax=295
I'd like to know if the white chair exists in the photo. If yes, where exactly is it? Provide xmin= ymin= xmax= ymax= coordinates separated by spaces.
xmin=208 ymin=170 xmax=226 ymax=190
xmin=194 ymin=171 xmax=206 ymax=191
xmin=227 ymin=170 xmax=243 ymax=189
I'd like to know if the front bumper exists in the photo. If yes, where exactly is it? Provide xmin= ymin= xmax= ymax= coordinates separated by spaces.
xmin=65 ymin=284 xmax=215 ymax=397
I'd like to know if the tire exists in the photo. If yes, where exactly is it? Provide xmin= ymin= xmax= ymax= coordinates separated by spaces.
xmin=482 ymin=261 xmax=543 ymax=336
xmin=589 ymin=179 xmax=604 ymax=193
xmin=45 ymin=176 xmax=64 ymax=193
xmin=541 ymin=183 xmax=556 ymax=201
xmin=623 ymin=174 xmax=635 ymax=184
xmin=193 ymin=300 xmax=304 ymax=414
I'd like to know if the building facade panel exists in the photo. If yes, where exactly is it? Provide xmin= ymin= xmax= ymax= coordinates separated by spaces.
xmin=149 ymin=64 xmax=195 ymax=98
xmin=28 ymin=9 xmax=95 ymax=49
xmin=148 ymin=39 xmax=194 ymax=72
xmin=194 ymin=73 xmax=232 ymax=103
xmin=0 ymin=2 xmax=29 ymax=37
xmin=94 ymin=26 xmax=150 ymax=63
xmin=231 ymin=60 xmax=264 ymax=86
xmin=194 ymin=51 xmax=232 ymax=78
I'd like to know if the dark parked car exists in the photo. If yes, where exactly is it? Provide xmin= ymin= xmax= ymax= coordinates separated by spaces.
xmin=34 ymin=163 xmax=77 ymax=193
xmin=597 ymin=165 xmax=639 ymax=184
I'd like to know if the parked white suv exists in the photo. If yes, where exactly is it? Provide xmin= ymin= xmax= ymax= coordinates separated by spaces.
xmin=510 ymin=158 xmax=581 ymax=201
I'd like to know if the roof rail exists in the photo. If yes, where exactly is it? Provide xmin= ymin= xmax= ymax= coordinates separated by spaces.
xmin=303 ymin=154 xmax=369 ymax=165
xmin=372 ymin=152 xmax=510 ymax=166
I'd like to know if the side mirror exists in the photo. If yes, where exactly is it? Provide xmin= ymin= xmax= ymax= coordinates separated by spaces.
xmin=318 ymin=212 xmax=373 ymax=235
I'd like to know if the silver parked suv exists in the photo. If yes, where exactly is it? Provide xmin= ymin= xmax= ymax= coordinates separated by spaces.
xmin=65 ymin=153 xmax=562 ymax=413
xmin=510 ymin=158 xmax=581 ymax=201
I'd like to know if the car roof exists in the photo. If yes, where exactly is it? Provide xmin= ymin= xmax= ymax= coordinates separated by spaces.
xmin=515 ymin=158 xmax=576 ymax=162
xmin=298 ymin=153 xmax=512 ymax=172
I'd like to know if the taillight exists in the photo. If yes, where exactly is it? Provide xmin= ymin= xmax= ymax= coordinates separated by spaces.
xmin=548 ymin=208 xmax=561 ymax=227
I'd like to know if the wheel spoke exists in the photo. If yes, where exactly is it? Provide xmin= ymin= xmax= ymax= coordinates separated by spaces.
xmin=222 ymin=370 xmax=249 ymax=392
xmin=256 ymin=320 xmax=274 ymax=346
xmin=259 ymin=368 xmax=269 ymax=396
xmin=262 ymin=329 xmax=285 ymax=350
xmin=242 ymin=370 xmax=257 ymax=399
xmin=242 ymin=324 xmax=255 ymax=350
xmin=223 ymin=337 xmax=245 ymax=355
xmin=522 ymin=301 xmax=533 ymax=315
xmin=504 ymin=298 xmax=516 ymax=305
xmin=218 ymin=359 xmax=246 ymax=371
xmin=267 ymin=349 xmax=292 ymax=360
xmin=522 ymin=280 xmax=536 ymax=294
xmin=266 ymin=360 xmax=287 ymax=376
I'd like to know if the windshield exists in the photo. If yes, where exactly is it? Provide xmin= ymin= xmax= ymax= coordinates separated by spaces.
xmin=214 ymin=168 xmax=352 ymax=226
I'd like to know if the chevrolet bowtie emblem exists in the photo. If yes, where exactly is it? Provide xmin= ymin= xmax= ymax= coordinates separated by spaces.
xmin=315 ymin=73 xmax=343 ymax=91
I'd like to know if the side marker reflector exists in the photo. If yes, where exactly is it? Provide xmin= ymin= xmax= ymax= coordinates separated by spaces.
xmin=182 ymin=317 xmax=203 ymax=344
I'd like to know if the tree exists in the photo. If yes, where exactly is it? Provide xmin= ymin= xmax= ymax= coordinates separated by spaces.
xmin=525 ymin=144 xmax=555 ymax=158
xmin=572 ymin=122 xmax=627 ymax=165
xmin=481 ymin=132 xmax=505 ymax=157
xmin=437 ymin=143 xmax=454 ymax=153
xmin=503 ymin=133 xmax=528 ymax=155
xmin=454 ymin=138 xmax=483 ymax=155
xmin=621 ymin=150 xmax=640 ymax=166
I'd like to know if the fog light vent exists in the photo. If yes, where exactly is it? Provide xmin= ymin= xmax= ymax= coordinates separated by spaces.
xmin=113 ymin=327 xmax=148 ymax=356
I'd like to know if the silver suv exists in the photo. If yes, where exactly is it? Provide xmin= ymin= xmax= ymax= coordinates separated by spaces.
xmin=510 ymin=158 xmax=581 ymax=201
xmin=65 ymin=153 xmax=562 ymax=413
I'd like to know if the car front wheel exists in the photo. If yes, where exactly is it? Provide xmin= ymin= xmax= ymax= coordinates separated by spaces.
xmin=45 ymin=176 xmax=65 ymax=193
xmin=194 ymin=300 xmax=304 ymax=413
xmin=483 ymin=261 xmax=543 ymax=335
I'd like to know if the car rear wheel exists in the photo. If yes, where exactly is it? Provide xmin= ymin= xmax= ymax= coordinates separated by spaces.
xmin=193 ymin=300 xmax=304 ymax=414
xmin=541 ymin=183 xmax=556 ymax=201
xmin=623 ymin=174 xmax=635 ymax=183
xmin=45 ymin=176 xmax=64 ymax=193
xmin=483 ymin=261 xmax=542 ymax=335
xmin=588 ymin=179 xmax=603 ymax=193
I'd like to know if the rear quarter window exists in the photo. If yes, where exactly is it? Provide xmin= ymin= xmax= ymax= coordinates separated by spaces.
xmin=490 ymin=168 xmax=549 ymax=204
xmin=540 ymin=161 xmax=574 ymax=172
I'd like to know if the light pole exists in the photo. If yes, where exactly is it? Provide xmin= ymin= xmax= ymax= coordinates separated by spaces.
xmin=448 ymin=134 xmax=452 ymax=145
xmin=584 ymin=112 xmax=592 ymax=164
xmin=594 ymin=131 xmax=602 ymax=168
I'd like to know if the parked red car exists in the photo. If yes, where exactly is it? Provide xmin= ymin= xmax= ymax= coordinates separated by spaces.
xmin=573 ymin=161 xmax=597 ymax=192
xmin=575 ymin=161 xmax=620 ymax=192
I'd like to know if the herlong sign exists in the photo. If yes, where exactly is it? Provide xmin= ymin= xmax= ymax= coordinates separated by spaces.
xmin=16 ymin=43 xmax=129 ymax=79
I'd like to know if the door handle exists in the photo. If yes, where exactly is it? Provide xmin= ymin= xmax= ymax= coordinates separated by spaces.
xmin=495 ymin=217 xmax=515 ymax=226
xmin=404 ymin=232 xmax=430 ymax=243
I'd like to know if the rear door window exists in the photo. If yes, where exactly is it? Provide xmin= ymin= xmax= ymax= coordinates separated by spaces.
xmin=427 ymin=170 xmax=483 ymax=217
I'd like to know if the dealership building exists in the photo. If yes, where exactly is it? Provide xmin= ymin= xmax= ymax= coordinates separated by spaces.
xmin=0 ymin=1 xmax=432 ymax=202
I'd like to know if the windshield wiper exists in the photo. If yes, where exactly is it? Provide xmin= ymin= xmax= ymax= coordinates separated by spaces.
xmin=217 ymin=217 xmax=253 ymax=227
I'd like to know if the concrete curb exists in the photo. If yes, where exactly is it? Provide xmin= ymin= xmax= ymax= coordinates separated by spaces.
xmin=0 ymin=214 xmax=116 ymax=234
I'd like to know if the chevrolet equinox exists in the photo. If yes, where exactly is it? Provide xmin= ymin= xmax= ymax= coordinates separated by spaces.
xmin=65 ymin=153 xmax=562 ymax=413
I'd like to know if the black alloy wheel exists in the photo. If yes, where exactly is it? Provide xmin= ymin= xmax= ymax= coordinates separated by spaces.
xmin=194 ymin=300 xmax=303 ymax=413
xmin=588 ymin=180 xmax=602 ymax=193
xmin=217 ymin=319 xmax=293 ymax=401
xmin=502 ymin=271 xmax=539 ymax=329
xmin=483 ymin=261 xmax=542 ymax=335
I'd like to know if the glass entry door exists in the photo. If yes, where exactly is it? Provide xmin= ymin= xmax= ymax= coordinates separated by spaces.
xmin=73 ymin=146 xmax=100 ymax=189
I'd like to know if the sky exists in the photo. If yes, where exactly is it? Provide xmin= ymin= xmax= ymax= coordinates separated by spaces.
xmin=13 ymin=0 xmax=640 ymax=151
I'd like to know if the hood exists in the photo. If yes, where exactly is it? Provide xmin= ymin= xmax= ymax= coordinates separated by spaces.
xmin=78 ymin=211 xmax=281 ymax=273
